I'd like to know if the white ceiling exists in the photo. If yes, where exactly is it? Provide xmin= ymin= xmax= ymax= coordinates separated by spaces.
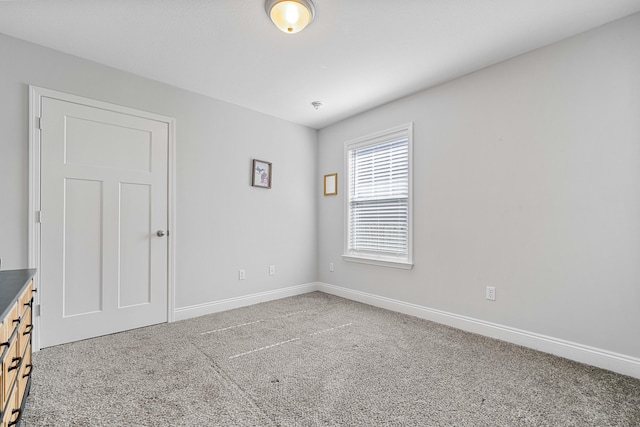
xmin=1 ymin=1 xmax=639 ymax=129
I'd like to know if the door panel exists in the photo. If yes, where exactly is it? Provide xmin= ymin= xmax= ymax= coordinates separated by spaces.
xmin=63 ymin=178 xmax=103 ymax=317
xmin=119 ymin=183 xmax=152 ymax=308
xmin=40 ymin=96 xmax=168 ymax=348
xmin=65 ymin=115 xmax=152 ymax=171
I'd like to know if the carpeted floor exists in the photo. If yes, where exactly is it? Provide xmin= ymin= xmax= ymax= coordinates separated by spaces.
xmin=22 ymin=292 xmax=640 ymax=426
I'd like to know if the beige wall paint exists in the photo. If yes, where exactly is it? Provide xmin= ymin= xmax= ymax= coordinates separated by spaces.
xmin=0 ymin=33 xmax=318 ymax=309
xmin=318 ymin=13 xmax=640 ymax=359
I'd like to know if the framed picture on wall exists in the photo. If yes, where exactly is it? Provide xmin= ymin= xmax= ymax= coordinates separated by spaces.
xmin=324 ymin=173 xmax=338 ymax=196
xmin=252 ymin=159 xmax=272 ymax=188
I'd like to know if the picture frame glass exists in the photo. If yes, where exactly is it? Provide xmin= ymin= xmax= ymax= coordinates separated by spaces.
xmin=252 ymin=159 xmax=272 ymax=188
xmin=324 ymin=173 xmax=337 ymax=196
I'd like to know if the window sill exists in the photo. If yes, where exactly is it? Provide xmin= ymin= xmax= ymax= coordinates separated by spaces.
xmin=342 ymin=254 xmax=413 ymax=270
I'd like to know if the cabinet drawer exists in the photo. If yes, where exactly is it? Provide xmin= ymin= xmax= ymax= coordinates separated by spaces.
xmin=17 ymin=307 xmax=32 ymax=356
xmin=0 ymin=321 xmax=5 ymax=409
xmin=3 ymin=304 xmax=19 ymax=344
xmin=0 ymin=319 xmax=5 ymax=350
xmin=2 ymin=383 xmax=21 ymax=427
xmin=18 ymin=281 xmax=33 ymax=316
xmin=0 ymin=361 xmax=3 ymax=420
xmin=2 ymin=339 xmax=19 ymax=403
xmin=17 ymin=343 xmax=31 ymax=408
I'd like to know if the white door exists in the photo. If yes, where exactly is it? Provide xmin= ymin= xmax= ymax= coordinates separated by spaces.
xmin=39 ymin=96 xmax=169 ymax=348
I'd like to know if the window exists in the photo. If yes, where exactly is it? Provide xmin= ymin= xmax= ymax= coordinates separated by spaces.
xmin=343 ymin=123 xmax=413 ymax=269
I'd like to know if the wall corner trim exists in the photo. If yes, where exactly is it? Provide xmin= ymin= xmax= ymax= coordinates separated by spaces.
xmin=316 ymin=282 xmax=640 ymax=380
xmin=173 ymin=282 xmax=321 ymax=321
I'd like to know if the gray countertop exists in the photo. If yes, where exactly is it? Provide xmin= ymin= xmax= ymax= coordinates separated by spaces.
xmin=0 ymin=269 xmax=36 ymax=321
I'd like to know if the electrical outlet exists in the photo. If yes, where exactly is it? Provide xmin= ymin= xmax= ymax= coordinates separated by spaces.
xmin=269 ymin=265 xmax=275 ymax=276
xmin=486 ymin=286 xmax=496 ymax=301
xmin=238 ymin=270 xmax=245 ymax=280
xmin=329 ymin=262 xmax=334 ymax=272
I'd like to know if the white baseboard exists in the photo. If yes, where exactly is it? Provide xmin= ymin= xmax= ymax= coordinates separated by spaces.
xmin=317 ymin=282 xmax=640 ymax=380
xmin=173 ymin=282 xmax=320 ymax=321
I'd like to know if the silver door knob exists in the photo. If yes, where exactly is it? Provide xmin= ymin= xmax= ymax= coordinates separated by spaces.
xmin=156 ymin=230 xmax=167 ymax=237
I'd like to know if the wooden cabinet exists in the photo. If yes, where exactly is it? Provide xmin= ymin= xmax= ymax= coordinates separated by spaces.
xmin=0 ymin=270 xmax=36 ymax=427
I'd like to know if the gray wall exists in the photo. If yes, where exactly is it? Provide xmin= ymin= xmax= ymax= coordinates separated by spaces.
xmin=318 ymin=13 xmax=640 ymax=359
xmin=2 ymin=11 xmax=639 ymax=363
xmin=0 ymin=33 xmax=318 ymax=309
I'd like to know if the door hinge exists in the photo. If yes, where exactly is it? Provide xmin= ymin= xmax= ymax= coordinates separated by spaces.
xmin=34 ymin=304 xmax=41 ymax=317
xmin=36 ymin=211 xmax=43 ymax=223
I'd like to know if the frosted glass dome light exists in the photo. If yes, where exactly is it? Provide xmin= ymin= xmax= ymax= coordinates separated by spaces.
xmin=266 ymin=0 xmax=316 ymax=34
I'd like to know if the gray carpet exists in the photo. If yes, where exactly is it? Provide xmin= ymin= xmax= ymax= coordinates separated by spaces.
xmin=22 ymin=292 xmax=640 ymax=426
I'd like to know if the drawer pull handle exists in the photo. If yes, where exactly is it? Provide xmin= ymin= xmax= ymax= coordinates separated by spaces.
xmin=23 ymin=363 xmax=33 ymax=378
xmin=8 ymin=356 xmax=22 ymax=371
xmin=24 ymin=298 xmax=33 ymax=308
xmin=0 ymin=341 xmax=9 ymax=347
xmin=32 ymin=288 xmax=37 ymax=293
xmin=8 ymin=408 xmax=21 ymax=426
xmin=23 ymin=324 xmax=34 ymax=335
xmin=12 ymin=316 xmax=21 ymax=324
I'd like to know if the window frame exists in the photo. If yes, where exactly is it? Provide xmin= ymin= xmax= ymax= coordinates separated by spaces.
xmin=342 ymin=122 xmax=414 ymax=270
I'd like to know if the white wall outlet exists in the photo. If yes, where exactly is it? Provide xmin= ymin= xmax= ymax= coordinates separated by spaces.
xmin=238 ymin=270 xmax=245 ymax=280
xmin=269 ymin=265 xmax=275 ymax=276
xmin=486 ymin=286 xmax=496 ymax=301
xmin=329 ymin=262 xmax=334 ymax=272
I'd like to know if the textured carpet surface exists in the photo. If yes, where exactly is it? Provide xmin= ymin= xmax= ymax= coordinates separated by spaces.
xmin=22 ymin=292 xmax=640 ymax=426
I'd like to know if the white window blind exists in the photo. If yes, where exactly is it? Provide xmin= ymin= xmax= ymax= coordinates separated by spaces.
xmin=344 ymin=123 xmax=413 ymax=268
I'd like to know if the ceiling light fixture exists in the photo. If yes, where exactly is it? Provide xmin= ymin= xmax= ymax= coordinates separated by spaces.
xmin=265 ymin=0 xmax=316 ymax=34
xmin=311 ymin=101 xmax=324 ymax=110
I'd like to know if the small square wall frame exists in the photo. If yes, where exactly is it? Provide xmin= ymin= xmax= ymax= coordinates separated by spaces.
xmin=324 ymin=173 xmax=337 ymax=196
xmin=252 ymin=159 xmax=272 ymax=189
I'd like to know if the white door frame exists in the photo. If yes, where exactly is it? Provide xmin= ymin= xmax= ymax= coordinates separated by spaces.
xmin=28 ymin=85 xmax=177 ymax=351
